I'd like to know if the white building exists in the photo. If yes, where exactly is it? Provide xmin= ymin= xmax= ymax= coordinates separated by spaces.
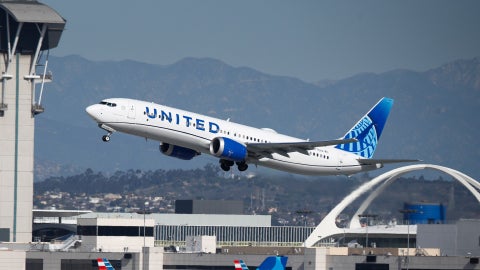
xmin=77 ymin=217 xmax=155 ymax=252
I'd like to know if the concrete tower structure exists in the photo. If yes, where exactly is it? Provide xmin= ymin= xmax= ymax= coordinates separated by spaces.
xmin=0 ymin=1 xmax=65 ymax=242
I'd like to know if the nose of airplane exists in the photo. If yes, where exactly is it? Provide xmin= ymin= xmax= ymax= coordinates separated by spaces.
xmin=86 ymin=104 xmax=101 ymax=122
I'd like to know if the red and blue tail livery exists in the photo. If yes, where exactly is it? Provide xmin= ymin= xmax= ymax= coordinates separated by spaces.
xmin=97 ymin=258 xmax=115 ymax=270
xmin=234 ymin=259 xmax=249 ymax=270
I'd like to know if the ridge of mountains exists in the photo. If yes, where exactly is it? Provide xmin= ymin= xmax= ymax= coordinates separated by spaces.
xmin=35 ymin=56 xmax=480 ymax=181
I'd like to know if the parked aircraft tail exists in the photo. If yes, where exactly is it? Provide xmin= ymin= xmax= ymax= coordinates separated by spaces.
xmin=97 ymin=258 xmax=115 ymax=270
xmin=257 ymin=256 xmax=288 ymax=270
xmin=335 ymin=97 xmax=393 ymax=158
xmin=234 ymin=256 xmax=288 ymax=270
xmin=234 ymin=259 xmax=249 ymax=270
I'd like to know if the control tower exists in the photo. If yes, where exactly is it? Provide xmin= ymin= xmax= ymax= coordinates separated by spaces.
xmin=0 ymin=1 xmax=65 ymax=242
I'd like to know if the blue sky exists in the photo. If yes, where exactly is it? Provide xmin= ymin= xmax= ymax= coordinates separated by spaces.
xmin=43 ymin=0 xmax=480 ymax=82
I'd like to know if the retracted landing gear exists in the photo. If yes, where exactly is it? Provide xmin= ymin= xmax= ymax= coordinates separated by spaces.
xmin=219 ymin=159 xmax=249 ymax=172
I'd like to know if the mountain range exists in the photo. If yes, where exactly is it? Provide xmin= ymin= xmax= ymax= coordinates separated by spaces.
xmin=34 ymin=55 xmax=480 ymax=181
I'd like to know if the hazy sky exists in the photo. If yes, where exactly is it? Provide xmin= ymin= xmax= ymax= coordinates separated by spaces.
xmin=42 ymin=0 xmax=480 ymax=82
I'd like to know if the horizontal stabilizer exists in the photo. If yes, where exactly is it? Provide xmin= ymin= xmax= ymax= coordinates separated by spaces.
xmin=358 ymin=158 xmax=421 ymax=165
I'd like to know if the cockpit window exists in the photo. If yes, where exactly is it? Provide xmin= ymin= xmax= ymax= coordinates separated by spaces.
xmin=99 ymin=101 xmax=117 ymax=107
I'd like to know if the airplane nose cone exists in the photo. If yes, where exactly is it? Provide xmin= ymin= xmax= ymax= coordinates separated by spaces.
xmin=86 ymin=105 xmax=101 ymax=122
xmin=85 ymin=105 xmax=95 ymax=117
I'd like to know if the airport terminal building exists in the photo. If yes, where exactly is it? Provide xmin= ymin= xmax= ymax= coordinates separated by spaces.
xmin=15 ymin=198 xmax=480 ymax=270
xmin=6 ymin=209 xmax=478 ymax=270
xmin=2 ymin=169 xmax=480 ymax=270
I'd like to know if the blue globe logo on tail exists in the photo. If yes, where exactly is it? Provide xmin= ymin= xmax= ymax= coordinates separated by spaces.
xmin=335 ymin=98 xmax=393 ymax=158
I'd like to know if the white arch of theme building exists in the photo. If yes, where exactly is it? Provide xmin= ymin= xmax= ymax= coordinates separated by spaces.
xmin=304 ymin=164 xmax=480 ymax=247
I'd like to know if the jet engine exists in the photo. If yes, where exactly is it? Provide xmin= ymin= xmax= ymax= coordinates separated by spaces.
xmin=210 ymin=137 xmax=247 ymax=162
xmin=159 ymin=143 xmax=198 ymax=160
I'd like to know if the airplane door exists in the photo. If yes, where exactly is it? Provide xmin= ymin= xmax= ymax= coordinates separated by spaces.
xmin=127 ymin=104 xmax=136 ymax=119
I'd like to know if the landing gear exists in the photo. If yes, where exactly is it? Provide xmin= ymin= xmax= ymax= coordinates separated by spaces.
xmin=102 ymin=132 xmax=112 ymax=142
xmin=220 ymin=162 xmax=230 ymax=171
xmin=220 ymin=159 xmax=234 ymax=171
xmin=237 ymin=161 xmax=248 ymax=172
xmin=102 ymin=134 xmax=110 ymax=142
xmin=219 ymin=159 xmax=249 ymax=172
xmin=99 ymin=124 xmax=115 ymax=143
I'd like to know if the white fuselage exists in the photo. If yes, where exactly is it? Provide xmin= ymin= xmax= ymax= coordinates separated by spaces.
xmin=86 ymin=98 xmax=379 ymax=175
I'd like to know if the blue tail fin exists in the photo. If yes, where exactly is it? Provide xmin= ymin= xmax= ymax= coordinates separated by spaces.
xmin=335 ymin=97 xmax=393 ymax=158
xmin=256 ymin=256 xmax=288 ymax=270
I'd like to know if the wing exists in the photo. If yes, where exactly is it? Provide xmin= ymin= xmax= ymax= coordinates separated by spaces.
xmin=358 ymin=158 xmax=420 ymax=165
xmin=247 ymin=138 xmax=357 ymax=158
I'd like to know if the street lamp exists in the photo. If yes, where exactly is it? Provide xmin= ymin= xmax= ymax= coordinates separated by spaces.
xmin=144 ymin=201 xmax=149 ymax=247
xmin=143 ymin=201 xmax=150 ymax=270
xmin=399 ymin=209 xmax=417 ymax=270
xmin=358 ymin=214 xmax=377 ymax=249
xmin=296 ymin=209 xmax=312 ymax=267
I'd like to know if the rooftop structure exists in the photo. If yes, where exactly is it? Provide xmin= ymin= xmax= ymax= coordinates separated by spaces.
xmin=175 ymin=199 xmax=243 ymax=214
xmin=77 ymin=217 xmax=155 ymax=252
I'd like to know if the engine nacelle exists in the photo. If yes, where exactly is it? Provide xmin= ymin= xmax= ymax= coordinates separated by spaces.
xmin=210 ymin=137 xmax=247 ymax=162
xmin=159 ymin=143 xmax=198 ymax=160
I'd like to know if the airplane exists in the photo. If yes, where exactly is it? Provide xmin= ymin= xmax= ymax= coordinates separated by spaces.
xmin=234 ymin=256 xmax=288 ymax=270
xmin=96 ymin=258 xmax=115 ymax=270
xmin=86 ymin=97 xmax=417 ymax=176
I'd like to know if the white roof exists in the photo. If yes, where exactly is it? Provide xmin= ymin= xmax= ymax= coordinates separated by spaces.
xmin=79 ymin=212 xmax=272 ymax=227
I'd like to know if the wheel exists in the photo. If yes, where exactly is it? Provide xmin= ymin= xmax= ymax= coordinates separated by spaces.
xmin=220 ymin=163 xmax=230 ymax=171
xmin=102 ymin=135 xmax=110 ymax=142
xmin=237 ymin=163 xmax=248 ymax=172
